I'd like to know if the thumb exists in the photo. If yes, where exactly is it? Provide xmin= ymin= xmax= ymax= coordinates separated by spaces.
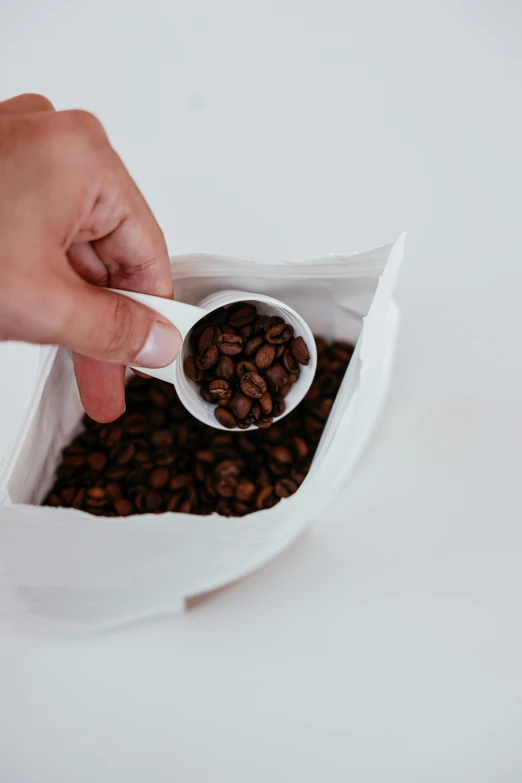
xmin=16 ymin=276 xmax=183 ymax=367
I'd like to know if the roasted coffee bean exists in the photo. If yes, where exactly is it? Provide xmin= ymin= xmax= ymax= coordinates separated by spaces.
xmin=198 ymin=326 xmax=221 ymax=352
xmin=259 ymin=391 xmax=273 ymax=415
xmin=148 ymin=409 xmax=166 ymax=428
xmin=291 ymin=436 xmax=309 ymax=460
xmin=214 ymin=460 xmax=244 ymax=480
xmin=216 ymin=334 xmax=243 ymax=356
xmin=166 ymin=493 xmax=183 ymax=512
xmin=148 ymin=468 xmax=170 ymax=489
xmin=195 ymin=450 xmax=215 ymax=463
xmin=63 ymin=454 xmax=86 ymax=467
xmin=270 ymin=445 xmax=293 ymax=464
xmin=105 ymin=464 xmax=128 ymax=481
xmin=245 ymin=336 xmax=264 ymax=357
xmin=151 ymin=429 xmax=174 ymax=447
xmin=275 ymin=344 xmax=286 ymax=359
xmin=214 ymin=407 xmax=237 ymax=429
xmin=266 ymin=323 xmax=294 ymax=344
xmin=255 ymin=343 xmax=276 ymax=369
xmin=235 ymin=478 xmax=257 ymax=502
xmin=240 ymin=372 xmax=267 ymax=399
xmin=196 ymin=345 xmax=219 ymax=369
xmin=99 ymin=426 xmax=122 ymax=449
xmin=244 ymin=401 xmax=261 ymax=425
xmin=123 ymin=413 xmax=147 ymax=434
xmin=256 ymin=485 xmax=276 ymax=510
xmin=114 ymin=498 xmax=134 ymax=516
xmin=200 ymin=385 xmax=215 ymax=403
xmin=170 ymin=473 xmax=192 ymax=490
xmin=272 ymin=395 xmax=286 ymax=417
xmin=236 ymin=360 xmax=257 ymax=378
xmin=72 ymin=487 xmax=85 ymax=509
xmin=59 ymin=486 xmax=76 ymax=506
xmin=292 ymin=336 xmax=310 ymax=365
xmin=253 ymin=315 xmax=269 ymax=334
xmin=240 ymin=325 xmax=253 ymax=342
xmin=283 ymin=349 xmax=299 ymax=373
xmin=215 ymin=355 xmax=235 ymax=380
xmin=265 ymin=363 xmax=288 ymax=389
xmin=155 ymin=448 xmax=177 ymax=466
xmin=145 ymin=492 xmax=162 ymax=512
xmin=110 ymin=441 xmax=135 ymax=464
xmin=209 ymin=379 xmax=232 ymax=401
xmin=87 ymin=452 xmax=107 ymax=472
xmin=148 ymin=385 xmax=170 ymax=407
xmin=331 ymin=341 xmax=353 ymax=362
xmin=255 ymin=415 xmax=273 ymax=429
xmin=106 ymin=483 xmax=123 ymax=500
xmin=275 ymin=478 xmax=298 ymax=498
xmin=263 ymin=316 xmax=284 ymax=332
xmin=226 ymin=302 xmax=257 ymax=327
xmin=236 ymin=419 xmax=251 ymax=429
xmin=184 ymin=356 xmax=203 ymax=382
xmin=86 ymin=487 xmax=108 ymax=507
xmin=230 ymin=392 xmax=253 ymax=420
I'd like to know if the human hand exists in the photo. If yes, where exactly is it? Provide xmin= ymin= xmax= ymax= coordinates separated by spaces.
xmin=0 ymin=93 xmax=181 ymax=423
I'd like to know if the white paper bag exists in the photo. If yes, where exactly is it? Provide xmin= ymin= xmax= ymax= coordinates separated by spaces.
xmin=0 ymin=234 xmax=404 ymax=632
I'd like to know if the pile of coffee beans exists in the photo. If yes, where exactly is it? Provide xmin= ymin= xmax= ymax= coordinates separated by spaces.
xmin=183 ymin=302 xmax=311 ymax=429
xmin=43 ymin=337 xmax=353 ymax=517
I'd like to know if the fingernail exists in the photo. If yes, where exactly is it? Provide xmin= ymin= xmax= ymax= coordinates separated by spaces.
xmin=135 ymin=321 xmax=182 ymax=368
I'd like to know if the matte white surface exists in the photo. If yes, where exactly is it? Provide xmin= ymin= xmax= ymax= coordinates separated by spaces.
xmin=1 ymin=1 xmax=521 ymax=782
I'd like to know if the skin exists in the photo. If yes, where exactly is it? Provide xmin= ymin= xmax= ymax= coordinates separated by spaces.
xmin=0 ymin=93 xmax=181 ymax=423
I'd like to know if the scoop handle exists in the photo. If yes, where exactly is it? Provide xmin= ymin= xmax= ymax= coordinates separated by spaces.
xmin=112 ymin=289 xmax=206 ymax=384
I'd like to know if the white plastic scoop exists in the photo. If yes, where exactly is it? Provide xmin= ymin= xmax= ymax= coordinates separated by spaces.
xmin=113 ymin=288 xmax=317 ymax=431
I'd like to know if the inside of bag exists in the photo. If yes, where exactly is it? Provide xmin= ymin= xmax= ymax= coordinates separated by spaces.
xmin=5 ymin=259 xmax=386 ymax=514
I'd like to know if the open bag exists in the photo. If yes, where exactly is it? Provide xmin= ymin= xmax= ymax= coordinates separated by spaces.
xmin=0 ymin=234 xmax=405 ymax=632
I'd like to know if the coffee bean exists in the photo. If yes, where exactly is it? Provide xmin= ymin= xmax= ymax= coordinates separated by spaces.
xmin=270 ymin=445 xmax=293 ymax=464
xmin=236 ymin=360 xmax=257 ymax=378
xmin=291 ymin=436 xmax=309 ymax=460
xmin=253 ymin=315 xmax=269 ymax=334
xmin=229 ymin=392 xmax=253 ymax=419
xmin=256 ymin=485 xmax=276 ymax=510
xmin=255 ymin=415 xmax=273 ymax=429
xmin=195 ymin=450 xmax=215 ymax=463
xmin=240 ymin=325 xmax=253 ymax=342
xmin=272 ymin=395 xmax=286 ymax=417
xmin=255 ymin=343 xmax=276 ymax=369
xmin=245 ymin=401 xmax=261 ymax=425
xmin=169 ymin=473 xmax=192 ymax=490
xmin=63 ymin=454 xmax=86 ymax=467
xmin=59 ymin=486 xmax=76 ymax=506
xmin=209 ymin=379 xmax=232 ymax=401
xmin=216 ymin=334 xmax=243 ymax=356
xmin=240 ymin=372 xmax=267 ymax=399
xmin=72 ymin=487 xmax=85 ymax=509
xmin=263 ymin=316 xmax=284 ymax=332
xmin=155 ymin=448 xmax=177 ymax=466
xmin=283 ymin=349 xmax=299 ymax=373
xmin=215 ymin=407 xmax=237 ymax=429
xmin=106 ymin=483 xmax=123 ymax=500
xmin=196 ymin=345 xmax=219 ymax=369
xmin=99 ymin=426 xmax=122 ymax=448
xmin=215 ymin=355 xmax=235 ymax=380
xmin=200 ymin=385 xmax=215 ymax=403
xmin=292 ymin=336 xmax=310 ymax=365
xmin=110 ymin=441 xmax=135 ymax=464
xmin=151 ymin=429 xmax=174 ymax=447
xmin=265 ymin=364 xmax=288 ymax=389
xmin=275 ymin=478 xmax=298 ymax=498
xmin=266 ymin=323 xmax=294 ymax=344
xmin=184 ymin=356 xmax=203 ymax=382
xmin=148 ymin=468 xmax=170 ymax=489
xmin=198 ymin=326 xmax=221 ymax=352
xmin=124 ymin=413 xmax=148 ymax=434
xmin=148 ymin=385 xmax=169 ymax=407
xmin=275 ymin=344 xmax=286 ymax=359
xmin=145 ymin=492 xmax=162 ymax=512
xmin=148 ymin=409 xmax=166 ymax=428
xmin=226 ymin=302 xmax=257 ymax=327
xmin=235 ymin=478 xmax=257 ymax=502
xmin=259 ymin=391 xmax=273 ymax=414
xmin=114 ymin=498 xmax=134 ymax=516
xmin=105 ymin=464 xmax=128 ymax=481
xmin=245 ymin=336 xmax=264 ymax=357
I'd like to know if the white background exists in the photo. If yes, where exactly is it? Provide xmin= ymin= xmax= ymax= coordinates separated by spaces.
xmin=1 ymin=1 xmax=522 ymax=781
